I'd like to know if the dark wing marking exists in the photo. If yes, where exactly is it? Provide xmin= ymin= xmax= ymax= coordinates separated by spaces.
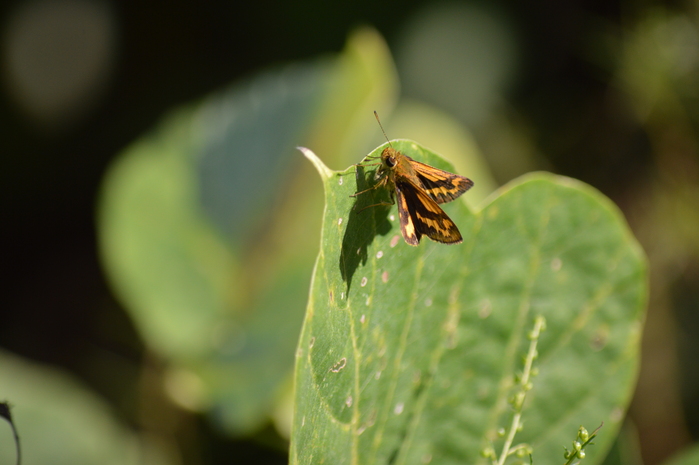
xmin=396 ymin=184 xmax=420 ymax=246
xmin=409 ymin=159 xmax=474 ymax=204
xmin=396 ymin=180 xmax=463 ymax=245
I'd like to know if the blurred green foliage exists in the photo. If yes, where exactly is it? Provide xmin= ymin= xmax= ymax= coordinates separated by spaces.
xmin=3 ymin=1 xmax=699 ymax=464
xmin=0 ymin=350 xmax=170 ymax=465
xmin=664 ymin=443 xmax=699 ymax=465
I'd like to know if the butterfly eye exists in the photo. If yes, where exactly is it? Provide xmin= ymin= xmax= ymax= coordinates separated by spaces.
xmin=385 ymin=156 xmax=396 ymax=168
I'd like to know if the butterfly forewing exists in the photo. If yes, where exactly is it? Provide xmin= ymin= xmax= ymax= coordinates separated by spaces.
xmin=409 ymin=158 xmax=474 ymax=204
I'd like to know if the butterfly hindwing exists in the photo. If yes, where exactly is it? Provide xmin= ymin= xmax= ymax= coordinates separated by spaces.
xmin=396 ymin=179 xmax=463 ymax=245
xmin=409 ymin=158 xmax=474 ymax=204
xmin=396 ymin=183 xmax=421 ymax=246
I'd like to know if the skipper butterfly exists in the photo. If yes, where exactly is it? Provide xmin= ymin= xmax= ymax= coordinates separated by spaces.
xmin=352 ymin=112 xmax=474 ymax=246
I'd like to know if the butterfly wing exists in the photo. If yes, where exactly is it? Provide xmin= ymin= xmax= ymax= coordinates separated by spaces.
xmin=395 ymin=179 xmax=463 ymax=245
xmin=409 ymin=159 xmax=474 ymax=204
xmin=395 ymin=182 xmax=421 ymax=246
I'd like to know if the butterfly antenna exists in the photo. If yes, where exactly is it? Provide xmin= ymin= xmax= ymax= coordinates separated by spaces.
xmin=374 ymin=111 xmax=392 ymax=148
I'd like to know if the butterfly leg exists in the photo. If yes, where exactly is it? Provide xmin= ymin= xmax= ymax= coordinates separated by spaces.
xmin=352 ymin=162 xmax=381 ymax=171
xmin=350 ymin=184 xmax=380 ymax=197
xmin=350 ymin=173 xmax=388 ymax=198
xmin=354 ymin=200 xmax=394 ymax=213
xmin=351 ymin=175 xmax=394 ymax=212
xmin=339 ymin=159 xmax=381 ymax=179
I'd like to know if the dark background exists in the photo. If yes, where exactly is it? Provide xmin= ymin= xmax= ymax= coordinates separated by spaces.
xmin=2 ymin=0 xmax=697 ymax=464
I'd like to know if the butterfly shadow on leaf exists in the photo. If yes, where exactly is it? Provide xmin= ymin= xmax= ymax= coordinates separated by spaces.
xmin=340 ymin=165 xmax=393 ymax=294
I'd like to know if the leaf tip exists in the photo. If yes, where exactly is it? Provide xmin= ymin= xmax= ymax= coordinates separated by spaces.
xmin=297 ymin=146 xmax=333 ymax=180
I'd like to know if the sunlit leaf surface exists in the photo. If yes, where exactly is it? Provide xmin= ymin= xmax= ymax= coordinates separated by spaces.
xmin=291 ymin=142 xmax=647 ymax=465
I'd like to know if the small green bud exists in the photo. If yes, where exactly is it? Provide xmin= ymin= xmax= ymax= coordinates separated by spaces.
xmin=578 ymin=426 xmax=589 ymax=442
xmin=512 ymin=392 xmax=525 ymax=409
xmin=535 ymin=316 xmax=547 ymax=331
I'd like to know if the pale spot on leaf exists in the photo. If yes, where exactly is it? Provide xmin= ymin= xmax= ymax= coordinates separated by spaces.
xmin=551 ymin=257 xmax=562 ymax=271
xmin=330 ymin=358 xmax=347 ymax=373
xmin=610 ymin=407 xmax=624 ymax=422
xmin=479 ymin=299 xmax=492 ymax=319
xmin=591 ymin=324 xmax=609 ymax=351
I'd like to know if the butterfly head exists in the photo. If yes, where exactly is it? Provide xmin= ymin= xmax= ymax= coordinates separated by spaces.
xmin=373 ymin=147 xmax=398 ymax=181
xmin=381 ymin=147 xmax=399 ymax=168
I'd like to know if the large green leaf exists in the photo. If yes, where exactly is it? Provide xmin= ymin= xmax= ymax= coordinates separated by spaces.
xmin=291 ymin=141 xmax=647 ymax=465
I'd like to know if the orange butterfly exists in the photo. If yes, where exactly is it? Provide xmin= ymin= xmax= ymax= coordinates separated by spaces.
xmin=353 ymin=112 xmax=473 ymax=245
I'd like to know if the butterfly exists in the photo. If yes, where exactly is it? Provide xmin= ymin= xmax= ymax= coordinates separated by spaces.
xmin=352 ymin=112 xmax=474 ymax=246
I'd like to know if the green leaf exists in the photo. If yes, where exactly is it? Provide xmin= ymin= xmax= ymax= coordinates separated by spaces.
xmin=291 ymin=141 xmax=647 ymax=465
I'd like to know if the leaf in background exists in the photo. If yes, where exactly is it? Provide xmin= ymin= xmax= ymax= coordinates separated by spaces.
xmin=0 ymin=350 xmax=171 ymax=465
xmin=97 ymin=28 xmax=399 ymax=434
xmin=600 ymin=421 xmax=643 ymax=465
xmin=291 ymin=142 xmax=647 ymax=464
xmin=662 ymin=443 xmax=699 ymax=465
